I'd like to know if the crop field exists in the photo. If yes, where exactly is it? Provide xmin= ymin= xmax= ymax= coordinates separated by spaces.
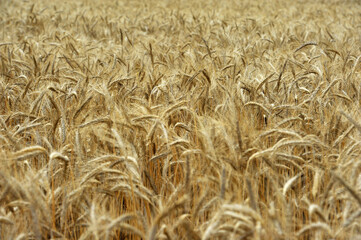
xmin=0 ymin=0 xmax=361 ymax=239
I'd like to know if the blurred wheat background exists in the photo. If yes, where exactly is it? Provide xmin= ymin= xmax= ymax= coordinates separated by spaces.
xmin=0 ymin=0 xmax=361 ymax=239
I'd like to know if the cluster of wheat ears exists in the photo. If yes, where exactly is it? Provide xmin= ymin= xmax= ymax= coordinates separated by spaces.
xmin=0 ymin=0 xmax=360 ymax=239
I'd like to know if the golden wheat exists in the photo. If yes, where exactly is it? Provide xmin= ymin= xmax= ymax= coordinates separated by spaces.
xmin=0 ymin=0 xmax=361 ymax=239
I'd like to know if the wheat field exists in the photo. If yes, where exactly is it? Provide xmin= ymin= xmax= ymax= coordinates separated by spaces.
xmin=0 ymin=0 xmax=361 ymax=239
